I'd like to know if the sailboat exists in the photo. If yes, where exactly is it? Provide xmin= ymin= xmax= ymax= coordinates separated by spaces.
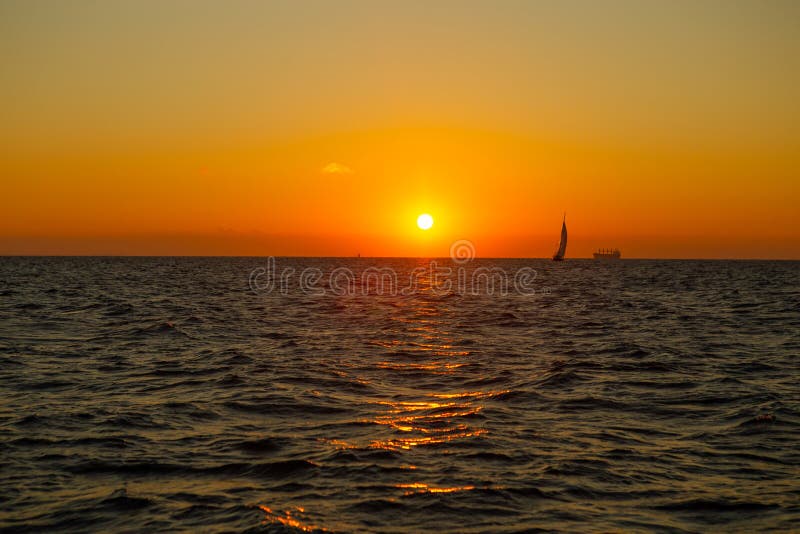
xmin=552 ymin=214 xmax=567 ymax=261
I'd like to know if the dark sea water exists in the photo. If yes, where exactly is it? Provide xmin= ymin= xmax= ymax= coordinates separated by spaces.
xmin=1 ymin=257 xmax=798 ymax=533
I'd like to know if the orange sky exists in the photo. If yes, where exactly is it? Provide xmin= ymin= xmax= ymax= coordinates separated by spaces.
xmin=1 ymin=1 xmax=798 ymax=258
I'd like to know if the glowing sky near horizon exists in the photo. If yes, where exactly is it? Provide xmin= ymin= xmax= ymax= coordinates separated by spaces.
xmin=1 ymin=0 xmax=798 ymax=257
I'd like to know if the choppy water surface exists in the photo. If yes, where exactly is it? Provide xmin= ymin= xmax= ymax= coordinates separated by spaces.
xmin=1 ymin=257 xmax=798 ymax=532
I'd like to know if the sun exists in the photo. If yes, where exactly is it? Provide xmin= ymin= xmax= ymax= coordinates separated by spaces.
xmin=417 ymin=213 xmax=434 ymax=230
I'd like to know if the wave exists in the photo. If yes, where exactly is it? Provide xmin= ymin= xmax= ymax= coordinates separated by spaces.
xmin=2 ymin=257 xmax=798 ymax=532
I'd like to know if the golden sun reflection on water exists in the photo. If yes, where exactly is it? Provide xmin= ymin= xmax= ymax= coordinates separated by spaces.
xmin=315 ymin=271 xmax=508 ymax=515
xmin=339 ymin=378 xmax=498 ymax=450
xmin=369 ymin=426 xmax=490 ymax=451
xmin=341 ymin=279 xmax=511 ymax=455
xmin=261 ymin=270 xmax=509 ymax=532
xmin=376 ymin=361 xmax=468 ymax=372
xmin=395 ymin=483 xmax=477 ymax=495
xmin=257 ymin=505 xmax=328 ymax=532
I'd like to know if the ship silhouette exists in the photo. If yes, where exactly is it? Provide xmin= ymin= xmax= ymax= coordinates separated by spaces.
xmin=593 ymin=248 xmax=621 ymax=260
xmin=552 ymin=214 xmax=567 ymax=261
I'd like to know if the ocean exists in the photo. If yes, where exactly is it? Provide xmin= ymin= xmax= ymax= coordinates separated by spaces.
xmin=1 ymin=257 xmax=798 ymax=532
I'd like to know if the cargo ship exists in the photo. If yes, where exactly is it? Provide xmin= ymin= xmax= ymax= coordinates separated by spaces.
xmin=593 ymin=248 xmax=621 ymax=260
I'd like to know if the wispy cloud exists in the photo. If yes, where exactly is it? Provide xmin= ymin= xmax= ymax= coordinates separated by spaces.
xmin=321 ymin=162 xmax=354 ymax=175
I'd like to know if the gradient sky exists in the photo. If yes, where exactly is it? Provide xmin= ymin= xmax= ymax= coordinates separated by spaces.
xmin=1 ymin=0 xmax=798 ymax=257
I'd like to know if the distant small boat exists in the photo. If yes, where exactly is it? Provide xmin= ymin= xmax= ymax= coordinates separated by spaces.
xmin=593 ymin=248 xmax=621 ymax=260
xmin=552 ymin=215 xmax=567 ymax=261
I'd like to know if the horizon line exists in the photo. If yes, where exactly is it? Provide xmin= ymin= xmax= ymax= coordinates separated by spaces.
xmin=2 ymin=254 xmax=799 ymax=261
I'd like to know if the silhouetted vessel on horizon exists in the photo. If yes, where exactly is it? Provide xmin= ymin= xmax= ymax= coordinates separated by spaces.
xmin=552 ymin=215 xmax=567 ymax=261
xmin=593 ymin=248 xmax=621 ymax=260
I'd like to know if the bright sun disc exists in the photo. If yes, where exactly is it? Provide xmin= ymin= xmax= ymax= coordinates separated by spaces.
xmin=417 ymin=213 xmax=434 ymax=230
